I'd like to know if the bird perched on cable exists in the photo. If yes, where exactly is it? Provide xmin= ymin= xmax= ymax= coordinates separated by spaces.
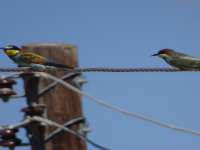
xmin=152 ymin=48 xmax=200 ymax=70
xmin=0 ymin=45 xmax=73 ymax=69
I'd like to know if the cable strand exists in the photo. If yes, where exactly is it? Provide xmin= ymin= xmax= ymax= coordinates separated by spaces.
xmin=38 ymin=72 xmax=200 ymax=136
xmin=0 ymin=67 xmax=199 ymax=73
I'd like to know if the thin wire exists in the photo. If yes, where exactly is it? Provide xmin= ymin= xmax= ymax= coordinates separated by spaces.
xmin=0 ymin=119 xmax=32 ymax=147
xmin=0 ymin=118 xmax=31 ymax=130
xmin=0 ymin=67 xmax=199 ymax=72
xmin=39 ymin=72 xmax=200 ymax=136
xmin=2 ymin=116 xmax=106 ymax=149
xmin=0 ymin=67 xmax=30 ymax=72
xmin=29 ymin=116 xmax=110 ymax=150
xmin=45 ymin=116 xmax=85 ymax=143
xmin=1 ymin=72 xmax=23 ymax=79
xmin=34 ymin=72 xmax=80 ymax=101
xmin=17 ymin=117 xmax=85 ymax=147
xmin=11 ymin=95 xmax=26 ymax=99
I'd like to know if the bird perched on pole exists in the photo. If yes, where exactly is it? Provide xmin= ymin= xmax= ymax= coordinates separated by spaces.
xmin=152 ymin=48 xmax=200 ymax=70
xmin=1 ymin=45 xmax=73 ymax=69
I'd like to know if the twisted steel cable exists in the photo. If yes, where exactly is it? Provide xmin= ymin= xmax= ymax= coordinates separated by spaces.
xmin=0 ymin=67 xmax=199 ymax=73
xmin=75 ymin=67 xmax=183 ymax=72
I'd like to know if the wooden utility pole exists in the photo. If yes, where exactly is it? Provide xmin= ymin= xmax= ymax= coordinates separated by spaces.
xmin=23 ymin=44 xmax=86 ymax=150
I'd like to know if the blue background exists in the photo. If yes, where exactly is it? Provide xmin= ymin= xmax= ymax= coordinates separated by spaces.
xmin=0 ymin=0 xmax=200 ymax=149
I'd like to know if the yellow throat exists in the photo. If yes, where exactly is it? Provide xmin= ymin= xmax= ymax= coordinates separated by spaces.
xmin=5 ymin=50 xmax=19 ymax=56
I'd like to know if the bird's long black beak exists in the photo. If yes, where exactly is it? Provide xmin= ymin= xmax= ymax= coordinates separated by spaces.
xmin=0 ymin=47 xmax=4 ymax=50
xmin=152 ymin=53 xmax=159 ymax=56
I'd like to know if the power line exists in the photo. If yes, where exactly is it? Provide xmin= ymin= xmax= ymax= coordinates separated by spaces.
xmin=45 ymin=116 xmax=85 ymax=143
xmin=39 ymin=72 xmax=200 ymax=136
xmin=74 ymin=67 xmax=191 ymax=72
xmin=0 ymin=67 xmax=199 ymax=73
xmin=0 ymin=118 xmax=31 ymax=130
xmin=34 ymin=72 xmax=80 ymax=101
xmin=28 ymin=116 xmax=110 ymax=150
xmin=0 ymin=116 xmax=109 ymax=150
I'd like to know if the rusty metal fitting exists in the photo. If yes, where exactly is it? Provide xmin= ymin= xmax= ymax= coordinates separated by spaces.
xmin=0 ymin=78 xmax=16 ymax=89
xmin=21 ymin=105 xmax=46 ymax=116
xmin=0 ymin=128 xmax=18 ymax=139
xmin=0 ymin=138 xmax=21 ymax=147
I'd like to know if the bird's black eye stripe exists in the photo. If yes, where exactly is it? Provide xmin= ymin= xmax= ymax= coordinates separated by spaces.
xmin=158 ymin=51 xmax=164 ymax=54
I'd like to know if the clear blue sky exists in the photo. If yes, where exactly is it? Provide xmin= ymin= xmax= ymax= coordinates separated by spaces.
xmin=0 ymin=0 xmax=200 ymax=149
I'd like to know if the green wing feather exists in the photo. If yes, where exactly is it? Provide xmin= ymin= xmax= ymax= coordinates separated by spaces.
xmin=19 ymin=52 xmax=73 ymax=69
xmin=20 ymin=52 xmax=47 ymax=64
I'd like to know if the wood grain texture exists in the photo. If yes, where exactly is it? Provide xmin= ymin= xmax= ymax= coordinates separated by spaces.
xmin=23 ymin=44 xmax=86 ymax=150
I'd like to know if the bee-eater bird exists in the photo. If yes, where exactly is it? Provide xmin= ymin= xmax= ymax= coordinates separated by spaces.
xmin=152 ymin=48 xmax=200 ymax=70
xmin=1 ymin=45 xmax=73 ymax=69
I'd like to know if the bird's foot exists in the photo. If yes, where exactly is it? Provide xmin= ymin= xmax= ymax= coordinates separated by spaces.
xmin=30 ymin=64 xmax=47 ymax=72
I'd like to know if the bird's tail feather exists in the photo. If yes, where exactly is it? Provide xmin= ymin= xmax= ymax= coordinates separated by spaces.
xmin=44 ymin=61 xmax=73 ymax=69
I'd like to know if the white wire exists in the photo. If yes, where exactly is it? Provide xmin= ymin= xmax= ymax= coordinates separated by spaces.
xmin=28 ymin=116 xmax=110 ymax=150
xmin=38 ymin=72 xmax=200 ymax=136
